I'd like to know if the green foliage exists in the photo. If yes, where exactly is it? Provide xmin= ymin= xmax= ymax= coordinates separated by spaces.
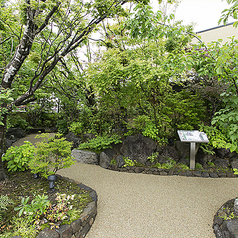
xmin=147 ymin=152 xmax=159 ymax=163
xmin=28 ymin=133 xmax=75 ymax=178
xmin=2 ymin=217 xmax=38 ymax=238
xmin=123 ymin=157 xmax=136 ymax=167
xmin=78 ymin=134 xmax=122 ymax=152
xmin=110 ymin=158 xmax=116 ymax=165
xmin=0 ymin=195 xmax=13 ymax=211
xmin=14 ymin=195 xmax=50 ymax=220
xmin=208 ymin=161 xmax=215 ymax=167
xmin=2 ymin=141 xmax=35 ymax=172
xmin=56 ymin=119 xmax=69 ymax=135
xmin=7 ymin=114 xmax=29 ymax=129
xmin=233 ymin=168 xmax=238 ymax=175
xmin=178 ymin=163 xmax=189 ymax=170
xmin=199 ymin=124 xmax=232 ymax=151
xmin=195 ymin=163 xmax=203 ymax=170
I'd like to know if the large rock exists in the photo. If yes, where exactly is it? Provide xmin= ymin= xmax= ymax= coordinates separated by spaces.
xmin=99 ymin=152 xmax=111 ymax=169
xmin=115 ymin=155 xmax=125 ymax=168
xmin=223 ymin=219 xmax=238 ymax=238
xmin=213 ymin=158 xmax=229 ymax=168
xmin=175 ymin=141 xmax=199 ymax=160
xmin=6 ymin=128 xmax=26 ymax=140
xmin=230 ymin=158 xmax=238 ymax=170
xmin=65 ymin=132 xmax=82 ymax=149
xmin=156 ymin=145 xmax=180 ymax=163
xmin=216 ymin=148 xmax=230 ymax=159
xmin=196 ymin=148 xmax=216 ymax=166
xmin=71 ymin=149 xmax=98 ymax=165
xmin=120 ymin=134 xmax=156 ymax=165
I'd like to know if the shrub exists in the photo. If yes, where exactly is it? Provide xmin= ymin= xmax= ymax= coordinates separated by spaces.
xmin=78 ymin=134 xmax=122 ymax=152
xmin=2 ymin=141 xmax=35 ymax=172
xmin=28 ymin=133 xmax=75 ymax=178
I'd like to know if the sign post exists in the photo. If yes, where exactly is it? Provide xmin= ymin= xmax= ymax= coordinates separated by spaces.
xmin=177 ymin=130 xmax=209 ymax=170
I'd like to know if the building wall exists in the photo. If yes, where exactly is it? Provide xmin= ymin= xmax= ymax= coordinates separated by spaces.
xmin=191 ymin=23 xmax=238 ymax=44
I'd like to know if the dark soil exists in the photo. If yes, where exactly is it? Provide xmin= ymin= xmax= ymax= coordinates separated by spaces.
xmin=0 ymin=169 xmax=92 ymax=236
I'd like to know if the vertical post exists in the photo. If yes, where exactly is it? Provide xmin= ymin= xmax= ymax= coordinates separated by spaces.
xmin=190 ymin=142 xmax=196 ymax=170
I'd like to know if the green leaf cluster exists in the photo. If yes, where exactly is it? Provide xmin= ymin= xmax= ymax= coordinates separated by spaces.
xmin=28 ymin=133 xmax=75 ymax=178
xmin=78 ymin=134 xmax=122 ymax=152
xmin=2 ymin=141 xmax=35 ymax=172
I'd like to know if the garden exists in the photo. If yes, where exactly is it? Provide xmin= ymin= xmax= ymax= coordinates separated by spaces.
xmin=1 ymin=0 xmax=238 ymax=237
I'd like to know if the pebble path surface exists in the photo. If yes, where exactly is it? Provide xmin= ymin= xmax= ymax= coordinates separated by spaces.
xmin=59 ymin=163 xmax=238 ymax=238
xmin=15 ymin=134 xmax=238 ymax=238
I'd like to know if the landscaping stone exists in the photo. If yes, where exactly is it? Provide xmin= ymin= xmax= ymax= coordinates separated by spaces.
xmin=202 ymin=171 xmax=210 ymax=178
xmin=104 ymin=148 xmax=116 ymax=160
xmin=196 ymin=148 xmax=217 ymax=166
xmin=65 ymin=132 xmax=82 ymax=149
xmin=193 ymin=171 xmax=202 ymax=177
xmin=115 ymin=155 xmax=125 ymax=168
xmin=36 ymin=227 xmax=60 ymax=238
xmin=230 ymin=159 xmax=238 ymax=170
xmin=99 ymin=152 xmax=111 ymax=169
xmin=156 ymin=145 xmax=180 ymax=162
xmin=6 ymin=128 xmax=26 ymax=140
xmin=216 ymin=148 xmax=230 ymax=159
xmin=58 ymin=224 xmax=73 ymax=238
xmin=209 ymin=172 xmax=219 ymax=178
xmin=120 ymin=134 xmax=156 ymax=165
xmin=71 ymin=149 xmax=98 ymax=165
xmin=213 ymin=159 xmax=229 ymax=168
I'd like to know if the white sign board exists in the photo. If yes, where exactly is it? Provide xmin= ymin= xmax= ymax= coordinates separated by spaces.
xmin=177 ymin=130 xmax=209 ymax=143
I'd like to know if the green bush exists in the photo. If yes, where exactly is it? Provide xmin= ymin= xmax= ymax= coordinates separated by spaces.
xmin=78 ymin=134 xmax=122 ymax=152
xmin=2 ymin=141 xmax=35 ymax=172
xmin=28 ymin=133 xmax=75 ymax=178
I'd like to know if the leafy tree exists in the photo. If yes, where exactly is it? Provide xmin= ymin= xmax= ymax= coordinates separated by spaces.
xmin=0 ymin=0 xmax=149 ymax=180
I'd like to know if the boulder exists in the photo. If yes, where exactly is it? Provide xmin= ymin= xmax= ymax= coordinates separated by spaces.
xmin=115 ymin=155 xmax=125 ymax=168
xmin=99 ymin=152 xmax=111 ymax=169
xmin=83 ymin=133 xmax=96 ymax=142
xmin=213 ymin=158 xmax=229 ymax=168
xmin=230 ymin=158 xmax=238 ymax=170
xmin=6 ymin=128 xmax=26 ymax=140
xmin=71 ymin=149 xmax=98 ymax=165
xmin=103 ymin=148 xmax=116 ymax=159
xmin=36 ymin=228 xmax=59 ymax=238
xmin=222 ymin=219 xmax=238 ymax=238
xmin=120 ymin=134 xmax=156 ymax=165
xmin=196 ymin=148 xmax=216 ymax=166
xmin=175 ymin=141 xmax=199 ymax=162
xmin=156 ymin=145 xmax=180 ymax=163
xmin=215 ymin=148 xmax=230 ymax=159
xmin=65 ymin=132 xmax=82 ymax=149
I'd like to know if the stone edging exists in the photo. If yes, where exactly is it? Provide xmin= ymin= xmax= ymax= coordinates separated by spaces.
xmin=108 ymin=164 xmax=238 ymax=178
xmin=11 ymin=175 xmax=97 ymax=238
xmin=213 ymin=199 xmax=238 ymax=238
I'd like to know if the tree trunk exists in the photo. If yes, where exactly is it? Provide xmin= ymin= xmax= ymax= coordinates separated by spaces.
xmin=0 ymin=113 xmax=7 ymax=181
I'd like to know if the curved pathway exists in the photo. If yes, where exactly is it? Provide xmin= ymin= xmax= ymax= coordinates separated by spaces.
xmin=14 ymin=134 xmax=238 ymax=237
xmin=58 ymin=163 xmax=238 ymax=238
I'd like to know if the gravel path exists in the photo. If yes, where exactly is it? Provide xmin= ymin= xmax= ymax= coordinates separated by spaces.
xmin=14 ymin=134 xmax=238 ymax=237
xmin=58 ymin=163 xmax=238 ymax=238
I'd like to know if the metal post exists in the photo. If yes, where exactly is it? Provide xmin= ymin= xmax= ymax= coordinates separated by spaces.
xmin=190 ymin=142 xmax=196 ymax=170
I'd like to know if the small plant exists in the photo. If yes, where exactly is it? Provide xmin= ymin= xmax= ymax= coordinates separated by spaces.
xmin=0 ymin=195 xmax=13 ymax=211
xmin=110 ymin=158 xmax=116 ymax=165
xmin=123 ymin=157 xmax=135 ymax=167
xmin=147 ymin=152 xmax=159 ymax=163
xmin=14 ymin=194 xmax=50 ymax=220
xmin=178 ymin=163 xmax=189 ymax=170
xmin=28 ymin=133 xmax=75 ymax=178
xmin=208 ymin=161 xmax=215 ymax=167
xmin=233 ymin=168 xmax=238 ymax=174
xmin=2 ymin=141 xmax=35 ymax=172
xmin=195 ymin=162 xmax=203 ymax=170
xmin=78 ymin=134 xmax=122 ymax=152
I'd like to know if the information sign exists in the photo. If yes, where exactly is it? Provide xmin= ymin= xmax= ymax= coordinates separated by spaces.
xmin=177 ymin=130 xmax=209 ymax=143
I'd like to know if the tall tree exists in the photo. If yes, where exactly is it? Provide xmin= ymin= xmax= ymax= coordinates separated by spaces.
xmin=0 ymin=0 xmax=149 ymax=180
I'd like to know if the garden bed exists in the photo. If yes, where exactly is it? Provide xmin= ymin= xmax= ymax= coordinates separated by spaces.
xmin=0 ymin=170 xmax=97 ymax=238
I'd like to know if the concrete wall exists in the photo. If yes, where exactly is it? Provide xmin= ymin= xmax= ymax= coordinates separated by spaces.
xmin=192 ymin=23 xmax=238 ymax=44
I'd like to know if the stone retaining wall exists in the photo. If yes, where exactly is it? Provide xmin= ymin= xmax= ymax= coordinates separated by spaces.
xmin=108 ymin=164 xmax=238 ymax=178
xmin=11 ymin=176 xmax=97 ymax=238
xmin=213 ymin=199 xmax=238 ymax=238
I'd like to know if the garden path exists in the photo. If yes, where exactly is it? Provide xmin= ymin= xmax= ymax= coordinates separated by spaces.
xmin=15 ymin=134 xmax=238 ymax=238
